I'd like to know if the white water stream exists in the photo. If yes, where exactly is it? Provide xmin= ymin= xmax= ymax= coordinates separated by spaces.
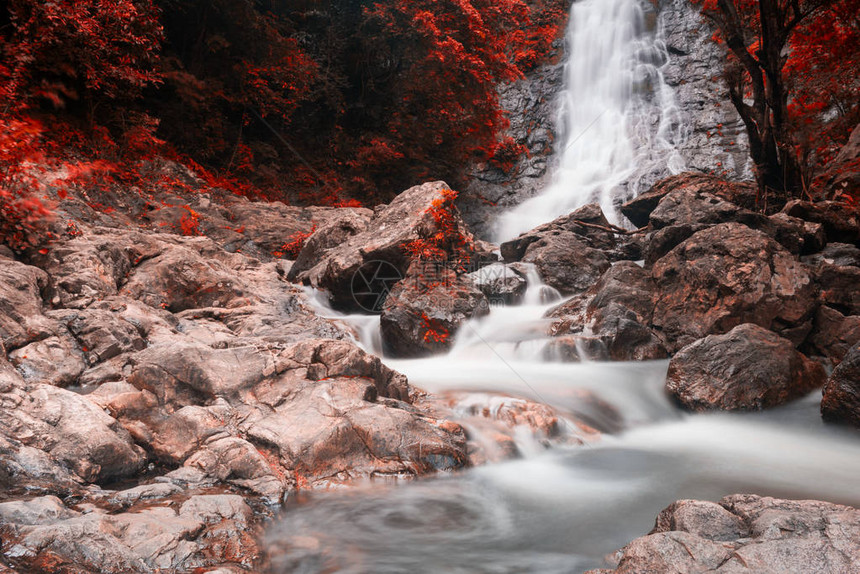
xmin=268 ymin=1 xmax=859 ymax=572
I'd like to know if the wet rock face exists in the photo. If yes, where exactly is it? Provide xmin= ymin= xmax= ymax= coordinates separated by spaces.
xmin=666 ymin=323 xmax=826 ymax=411
xmin=821 ymin=342 xmax=860 ymax=427
xmin=459 ymin=58 xmax=564 ymax=238
xmin=499 ymin=204 xmax=641 ymax=295
xmin=658 ymin=0 xmax=754 ymax=182
xmin=651 ymin=223 xmax=817 ymax=352
xmin=380 ymin=262 xmax=489 ymax=357
xmin=593 ymin=495 xmax=860 ymax=574
xmin=548 ymin=261 xmax=667 ymax=362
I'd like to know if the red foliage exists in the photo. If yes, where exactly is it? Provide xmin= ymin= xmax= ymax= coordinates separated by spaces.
xmin=274 ymin=225 xmax=316 ymax=260
xmin=403 ymin=188 xmax=473 ymax=270
xmin=179 ymin=206 xmax=201 ymax=236
xmin=694 ymin=0 xmax=859 ymax=195
xmin=420 ymin=312 xmax=450 ymax=344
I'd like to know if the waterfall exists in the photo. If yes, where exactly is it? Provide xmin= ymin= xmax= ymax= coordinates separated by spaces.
xmin=496 ymin=0 xmax=686 ymax=241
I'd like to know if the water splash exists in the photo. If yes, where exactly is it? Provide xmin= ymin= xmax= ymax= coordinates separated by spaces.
xmin=496 ymin=0 xmax=686 ymax=241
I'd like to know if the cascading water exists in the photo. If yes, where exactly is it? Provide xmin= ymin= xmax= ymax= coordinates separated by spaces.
xmin=496 ymin=0 xmax=686 ymax=241
xmin=268 ymin=2 xmax=858 ymax=572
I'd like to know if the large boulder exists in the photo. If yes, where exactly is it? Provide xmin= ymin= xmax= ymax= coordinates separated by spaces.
xmin=621 ymin=172 xmax=758 ymax=228
xmin=782 ymin=200 xmax=860 ymax=245
xmin=380 ymin=262 xmax=489 ymax=357
xmin=639 ymin=175 xmax=823 ymax=263
xmin=666 ymin=324 xmax=826 ymax=411
xmin=292 ymin=182 xmax=482 ymax=311
xmin=805 ymin=306 xmax=860 ymax=366
xmin=592 ymin=495 xmax=860 ymax=574
xmin=651 ymin=223 xmax=817 ymax=352
xmin=820 ymin=342 xmax=860 ymax=427
xmin=548 ymin=262 xmax=666 ymax=361
xmin=500 ymin=206 xmax=622 ymax=295
xmin=287 ymin=209 xmax=373 ymax=281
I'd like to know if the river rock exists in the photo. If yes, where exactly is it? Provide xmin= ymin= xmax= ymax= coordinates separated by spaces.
xmin=8 ymin=334 xmax=86 ymax=387
xmin=820 ymin=342 xmax=860 ymax=427
xmin=806 ymin=306 xmax=860 ymax=366
xmin=810 ymin=262 xmax=860 ymax=316
xmin=651 ymin=223 xmax=817 ymax=352
xmin=666 ymin=324 xmax=826 ymax=411
xmin=501 ymin=229 xmax=611 ymax=295
xmin=381 ymin=262 xmax=489 ymax=357
xmin=0 ymin=492 xmax=261 ymax=572
xmin=781 ymin=200 xmax=860 ymax=245
xmin=287 ymin=208 xmax=373 ymax=280
xmin=549 ymin=262 xmax=667 ymax=361
xmin=292 ymin=181 xmax=481 ymax=311
xmin=593 ymin=494 xmax=860 ymax=574
xmin=466 ymin=262 xmax=529 ymax=305
xmin=0 ymin=384 xmax=145 ymax=482
xmin=621 ymin=172 xmax=754 ymax=228
xmin=802 ymin=242 xmax=860 ymax=268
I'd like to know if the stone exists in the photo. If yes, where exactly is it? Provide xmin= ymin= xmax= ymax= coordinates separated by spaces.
xmin=651 ymin=223 xmax=817 ymax=352
xmin=293 ymin=181 xmax=481 ymax=311
xmin=0 ymin=260 xmax=55 ymax=350
xmin=595 ymin=494 xmax=860 ymax=574
xmin=121 ymin=242 xmax=247 ymax=312
xmin=9 ymin=334 xmax=85 ymax=387
xmin=466 ymin=262 xmax=528 ymax=305
xmin=380 ymin=262 xmax=489 ymax=357
xmin=819 ymin=123 xmax=860 ymax=200
xmin=806 ymin=306 xmax=860 ymax=366
xmin=666 ymin=324 xmax=826 ymax=411
xmin=0 ymin=384 xmax=145 ymax=482
xmin=287 ymin=208 xmax=373 ymax=281
xmin=782 ymin=200 xmax=860 ymax=245
xmin=820 ymin=342 xmax=860 ymax=427
xmin=548 ymin=262 xmax=667 ymax=361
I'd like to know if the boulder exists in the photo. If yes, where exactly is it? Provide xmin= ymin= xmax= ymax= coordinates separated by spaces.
xmin=380 ymin=262 xmax=489 ymax=357
xmin=811 ymin=262 xmax=860 ymax=315
xmin=501 ymin=203 xmax=639 ymax=269
xmin=801 ymin=242 xmax=860 ymax=268
xmin=621 ymin=172 xmax=759 ymax=228
xmin=0 ymin=384 xmax=145 ymax=482
xmin=8 ymin=334 xmax=86 ymax=387
xmin=820 ymin=342 xmax=860 ymax=427
xmin=651 ymin=223 xmax=817 ymax=352
xmin=593 ymin=495 xmax=860 ymax=574
xmin=466 ymin=262 xmax=528 ymax=305
xmin=549 ymin=262 xmax=667 ymax=361
xmin=287 ymin=209 xmax=373 ymax=281
xmin=121 ymin=242 xmax=248 ymax=312
xmin=666 ymin=324 xmax=826 ymax=411
xmin=641 ymin=178 xmax=823 ymax=263
xmin=292 ymin=181 xmax=481 ymax=311
xmin=53 ymin=308 xmax=147 ymax=364
xmin=0 ymin=492 xmax=261 ymax=572
xmin=782 ymin=200 xmax=860 ymax=245
xmin=806 ymin=306 xmax=860 ymax=366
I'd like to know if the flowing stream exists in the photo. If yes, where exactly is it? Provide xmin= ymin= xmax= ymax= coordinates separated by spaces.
xmin=267 ymin=1 xmax=860 ymax=572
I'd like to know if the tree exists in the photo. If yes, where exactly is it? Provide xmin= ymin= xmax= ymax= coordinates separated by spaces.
xmin=698 ymin=0 xmax=859 ymax=199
